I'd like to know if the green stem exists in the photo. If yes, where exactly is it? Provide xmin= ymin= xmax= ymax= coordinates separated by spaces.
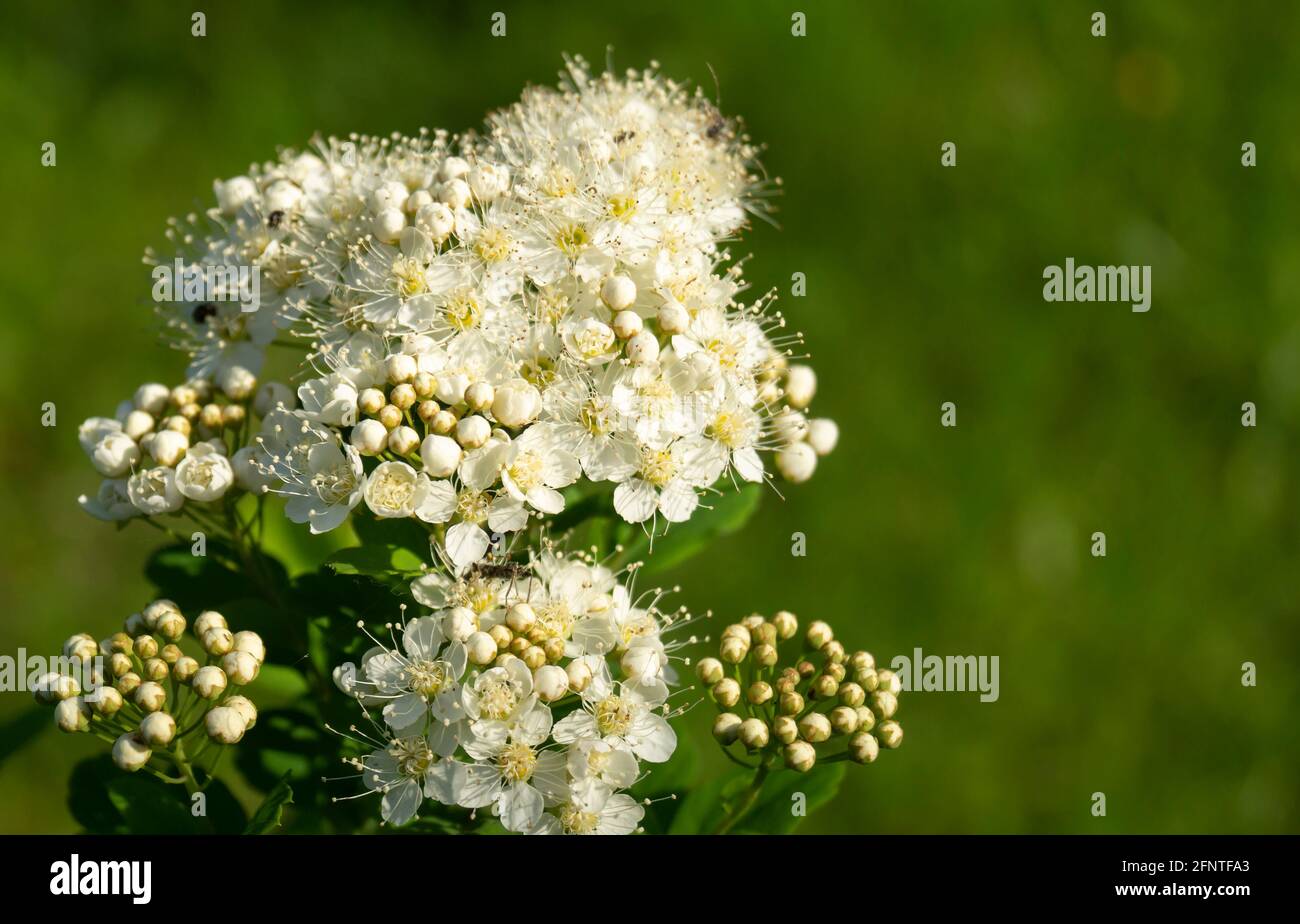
xmin=712 ymin=759 xmax=772 ymax=834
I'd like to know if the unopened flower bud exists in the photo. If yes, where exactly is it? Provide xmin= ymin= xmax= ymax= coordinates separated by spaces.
xmin=389 ymin=384 xmax=417 ymax=411
xmin=850 ymin=731 xmax=880 ymax=764
xmin=172 ymin=656 xmax=199 ymax=683
xmin=193 ymin=610 xmax=227 ymax=637
xmin=784 ymin=365 xmax=817 ymax=409
xmin=134 ymin=681 xmax=166 ymax=713
xmin=156 ymin=612 xmax=185 ymax=641
xmin=543 ymin=637 xmax=565 ymax=663
xmin=225 ymin=695 xmax=257 ymax=730
xmin=133 ymin=635 xmax=158 ymax=660
xmin=806 ymin=418 xmax=839 ymax=456
xmin=455 ymin=414 xmax=491 ymax=449
xmin=779 ymin=691 xmax=804 ymax=716
xmin=444 ymin=606 xmax=477 ymax=642
xmin=875 ymin=669 xmax=902 ymax=697
xmin=720 ymin=634 xmax=749 ymax=664
xmin=488 ymin=624 xmax=513 ymax=650
xmin=139 ymin=711 xmax=176 ymax=747
xmin=856 ymin=706 xmax=875 ymax=732
xmin=205 ymin=706 xmax=247 ymax=744
xmin=601 ymin=275 xmax=637 ymax=311
xmin=753 ymin=622 xmax=778 ymax=647
xmin=521 ymin=645 xmax=547 ymax=671
xmin=378 ymin=404 xmax=403 ymax=430
xmin=505 ymin=603 xmax=536 ymax=634
xmin=112 ymin=733 xmax=152 ymax=772
xmin=358 ymin=388 xmax=386 ymax=416
xmin=565 ymin=659 xmax=592 ymax=693
xmin=232 ymin=631 xmax=265 ymax=664
xmin=812 ymin=674 xmax=840 ymax=700
xmin=712 ymin=677 xmax=741 ymax=708
xmin=821 ymin=640 xmax=846 ymax=664
xmin=534 ymin=664 xmax=569 ymax=703
xmin=115 ymin=672 xmax=141 ymax=697
xmin=695 ymin=657 xmax=724 ymax=684
xmin=830 ymin=705 xmax=861 ymax=736
xmin=192 ymin=665 xmax=227 ymax=699
xmin=388 ymin=425 xmax=420 ymax=456
xmin=466 ymin=631 xmax=497 ymax=666
xmin=798 ymin=712 xmax=832 ymax=743
xmin=877 ymin=720 xmax=904 ymax=749
xmin=771 ymin=610 xmax=798 ymax=640
xmin=625 ymin=330 xmax=660 ymax=365
xmin=805 ymin=620 xmax=833 ymax=650
xmin=838 ymin=682 xmax=866 ymax=707
xmin=773 ymin=715 xmax=799 ymax=744
xmin=143 ymin=658 xmax=169 ymax=682
xmin=351 ymin=418 xmax=389 ymax=455
xmin=413 ymin=373 xmax=437 ymax=400
xmin=611 ymin=310 xmax=643 ymax=341
xmin=55 ymin=697 xmax=91 ymax=733
xmin=432 ymin=409 xmax=458 ymax=434
xmin=657 ymin=301 xmax=689 ymax=335
xmin=776 ymin=442 xmax=817 ymax=483
xmin=222 ymin=651 xmax=260 ymax=685
xmin=491 ymin=381 xmax=542 ymax=428
xmin=784 ymin=740 xmax=817 ymax=773
xmin=751 ymin=642 xmax=778 ymax=667
xmin=739 ymin=718 xmax=770 ymax=751
xmin=90 ymin=686 xmax=124 ymax=717
xmin=202 ymin=627 xmax=234 ymax=656
xmin=747 ymin=681 xmax=773 ymax=706
xmin=871 ymin=690 xmax=899 ymax=720
xmin=712 ymin=712 xmax=743 ymax=745
xmin=386 ymin=353 xmax=417 ymax=385
xmin=855 ymin=667 xmax=879 ymax=692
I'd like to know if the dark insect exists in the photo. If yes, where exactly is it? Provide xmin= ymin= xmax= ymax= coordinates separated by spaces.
xmin=470 ymin=561 xmax=530 ymax=582
xmin=267 ymin=210 xmax=285 ymax=229
xmin=192 ymin=303 xmax=218 ymax=324
xmin=706 ymin=116 xmax=727 ymax=140
xmin=613 ymin=130 xmax=635 ymax=144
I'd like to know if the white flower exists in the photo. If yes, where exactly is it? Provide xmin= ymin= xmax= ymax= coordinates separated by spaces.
xmin=449 ymin=736 xmax=567 ymax=833
xmin=79 ymin=479 xmax=138 ymax=521
xmin=91 ymin=432 xmax=140 ymax=477
xmin=296 ymin=374 xmax=358 ymax=427
xmin=612 ymin=436 xmax=726 ymax=524
xmin=359 ymin=731 xmax=466 ymax=826
xmin=127 ymin=466 xmax=184 ymax=516
xmin=356 ymin=616 xmax=468 ymax=747
xmin=552 ymin=680 xmax=676 ymax=763
xmin=174 ymin=443 xmax=235 ymax=501
xmin=282 ymin=440 xmax=365 ymax=533
xmin=363 ymin=460 xmax=456 ymax=522
xmin=531 ymin=778 xmax=644 ymax=835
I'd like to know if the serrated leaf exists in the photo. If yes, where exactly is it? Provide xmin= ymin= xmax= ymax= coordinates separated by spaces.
xmin=244 ymin=774 xmax=294 ymax=834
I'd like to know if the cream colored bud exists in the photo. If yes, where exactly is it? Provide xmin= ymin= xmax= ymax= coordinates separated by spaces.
xmin=720 ymin=635 xmax=749 ymax=664
xmin=225 ymin=695 xmax=258 ymax=730
xmin=798 ymin=712 xmax=832 ymax=743
xmin=871 ymin=690 xmax=899 ymax=720
xmin=419 ymin=434 xmax=462 ymax=477
xmin=878 ymin=720 xmax=904 ymax=749
xmin=771 ymin=610 xmax=798 ymax=639
xmin=377 ymin=404 xmax=403 ymax=430
xmin=752 ymin=643 xmax=778 ymax=667
xmin=464 ymin=381 xmax=495 ymax=412
xmin=150 ymin=429 xmax=189 ymax=466
xmin=611 ymin=310 xmax=643 ymax=340
xmin=192 ymin=665 xmax=228 ymax=699
xmin=739 ymin=718 xmax=770 ymax=750
xmin=466 ymin=631 xmax=497 ymax=666
xmin=488 ymin=624 xmax=513 ymax=650
xmin=784 ymin=365 xmax=817 ymax=409
xmin=855 ymin=667 xmax=880 ymax=692
xmin=838 ymin=682 xmax=866 ymax=707
xmin=443 ymin=606 xmax=477 ymax=642
xmin=205 ymin=706 xmax=247 ymax=744
xmin=455 ymin=414 xmax=491 ymax=449
xmin=876 ymin=669 xmax=902 ymax=696
xmin=821 ymin=640 xmax=846 ymax=664
xmin=222 ymin=651 xmax=261 ymax=685
xmin=849 ymin=650 xmax=876 ymax=672
xmin=505 ymin=603 xmax=537 ymax=634
xmin=115 ymin=672 xmax=141 ymax=697
xmin=412 ymin=373 xmax=437 ymax=400
xmin=754 ymin=622 xmax=778 ymax=647
xmin=123 ymin=409 xmax=155 ymax=442
xmin=779 ymin=691 xmax=805 ymax=716
xmin=806 ymin=418 xmax=839 ymax=456
xmin=193 ymin=610 xmax=227 ymax=636
xmin=112 ymin=733 xmax=152 ymax=772
xmin=850 ymin=732 xmax=880 ymax=764
xmin=542 ymin=637 xmax=565 ymax=663
xmin=712 ymin=712 xmax=743 ymax=745
xmin=133 ymin=635 xmax=158 ymax=660
xmin=747 ymin=681 xmax=774 ymax=706
xmin=784 ymin=740 xmax=817 ymax=773
xmin=565 ymin=659 xmax=593 ymax=693
xmin=358 ymin=387 xmax=386 ymax=416
xmin=534 ymin=664 xmax=569 ymax=703
xmin=432 ymin=409 xmax=458 ymax=434
xmin=721 ymin=623 xmax=752 ymax=645
xmin=90 ymin=686 xmax=124 ymax=717
xmin=232 ymin=630 xmax=265 ymax=664
xmin=134 ymin=681 xmax=166 ymax=713
xmin=773 ymin=715 xmax=799 ymax=744
xmin=139 ymin=711 xmax=177 ymax=747
xmin=389 ymin=383 xmax=417 ymax=411
xmin=625 ymin=330 xmax=660 ymax=365
xmin=157 ymin=612 xmax=186 ymax=641
xmin=601 ymin=274 xmax=637 ymax=311
xmin=202 ymin=627 xmax=234 ymax=656
xmin=63 ymin=633 xmax=99 ymax=662
xmin=695 ymin=657 xmax=724 ymax=684
xmin=712 ymin=678 xmax=741 ymax=708
xmin=856 ymin=706 xmax=877 ymax=733
xmin=521 ymin=645 xmax=547 ymax=670
xmin=776 ymin=442 xmax=818 ymax=483
xmin=830 ymin=705 xmax=861 ymax=736
xmin=386 ymin=353 xmax=417 ymax=385
xmin=55 ymin=697 xmax=91 ymax=733
xmin=172 ymin=656 xmax=200 ymax=683
xmin=812 ymin=674 xmax=840 ymax=700
xmin=143 ymin=658 xmax=169 ymax=682
xmin=805 ymin=620 xmax=833 ymax=649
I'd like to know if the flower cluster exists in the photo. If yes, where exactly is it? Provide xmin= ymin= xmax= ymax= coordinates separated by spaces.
xmin=149 ymin=57 xmax=835 ymax=571
xmin=33 ymin=601 xmax=264 ymax=778
xmin=700 ymin=612 xmax=903 ymax=774
xmin=331 ymin=546 xmax=690 ymax=833
xmin=76 ymin=372 xmax=295 ymax=522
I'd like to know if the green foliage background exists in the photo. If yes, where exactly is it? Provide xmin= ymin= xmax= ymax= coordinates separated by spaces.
xmin=1 ymin=0 xmax=1297 ymax=833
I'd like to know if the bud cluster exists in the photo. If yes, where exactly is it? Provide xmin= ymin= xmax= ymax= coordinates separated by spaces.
xmin=32 ymin=600 xmax=264 ymax=778
xmin=77 ymin=373 xmax=296 ymax=522
xmin=700 ymin=611 xmax=903 ymax=773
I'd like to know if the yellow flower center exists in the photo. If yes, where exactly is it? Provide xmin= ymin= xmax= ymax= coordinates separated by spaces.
xmin=474 ymin=227 xmax=512 ymax=264
xmin=478 ymin=677 xmax=519 ymax=721
xmin=443 ymin=289 xmax=481 ymax=331
xmin=497 ymin=742 xmax=537 ymax=783
xmin=640 ymin=448 xmax=675 ymax=488
xmin=405 ymin=660 xmax=447 ymax=698
xmin=559 ymin=803 xmax=600 ymax=834
xmin=554 ymin=223 xmax=590 ymax=258
xmin=595 ymin=695 xmax=635 ymax=737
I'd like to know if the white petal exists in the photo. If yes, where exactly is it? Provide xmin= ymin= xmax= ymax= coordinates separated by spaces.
xmin=445 ymin=522 xmax=489 ymax=572
xmin=613 ymin=479 xmax=657 ymax=523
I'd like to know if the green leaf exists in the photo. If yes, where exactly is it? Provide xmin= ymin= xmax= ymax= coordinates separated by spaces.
xmin=244 ymin=774 xmax=294 ymax=834
xmin=325 ymin=543 xmax=424 ymax=577
xmin=735 ymin=762 xmax=847 ymax=834
xmin=68 ymin=755 xmax=246 ymax=834
xmin=627 ymin=484 xmax=764 ymax=575
xmin=144 ymin=540 xmax=288 ymax=611
xmin=630 ymin=744 xmax=699 ymax=833
xmin=0 ymin=705 xmax=49 ymax=767
xmin=667 ymin=767 xmax=749 ymax=834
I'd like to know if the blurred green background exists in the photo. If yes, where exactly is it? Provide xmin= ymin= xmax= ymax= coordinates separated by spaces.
xmin=1 ymin=0 xmax=1297 ymax=833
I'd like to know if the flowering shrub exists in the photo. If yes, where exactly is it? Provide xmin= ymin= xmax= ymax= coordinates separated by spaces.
xmin=37 ymin=58 xmax=900 ymax=835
